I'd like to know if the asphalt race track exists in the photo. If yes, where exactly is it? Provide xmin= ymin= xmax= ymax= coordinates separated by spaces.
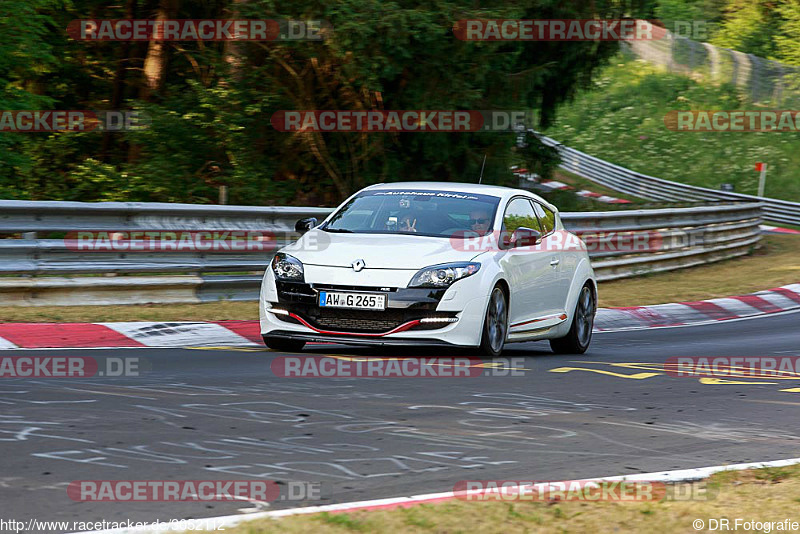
xmin=3 ymin=310 xmax=800 ymax=528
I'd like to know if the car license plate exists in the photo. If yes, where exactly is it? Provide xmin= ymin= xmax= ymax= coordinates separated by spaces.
xmin=318 ymin=291 xmax=387 ymax=310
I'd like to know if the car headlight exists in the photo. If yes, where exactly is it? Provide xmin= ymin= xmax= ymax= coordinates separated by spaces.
xmin=271 ymin=253 xmax=304 ymax=281
xmin=408 ymin=262 xmax=480 ymax=288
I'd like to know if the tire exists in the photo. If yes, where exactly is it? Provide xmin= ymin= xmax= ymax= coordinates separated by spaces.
xmin=479 ymin=286 xmax=508 ymax=357
xmin=550 ymin=284 xmax=595 ymax=354
xmin=263 ymin=336 xmax=306 ymax=352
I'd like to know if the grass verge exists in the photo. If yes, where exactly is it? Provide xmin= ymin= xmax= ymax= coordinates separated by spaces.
xmin=0 ymin=235 xmax=795 ymax=322
xmin=222 ymin=464 xmax=800 ymax=533
xmin=0 ymin=300 xmax=260 ymax=323
xmin=597 ymin=234 xmax=800 ymax=307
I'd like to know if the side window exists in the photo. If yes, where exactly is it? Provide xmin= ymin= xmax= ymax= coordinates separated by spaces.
xmin=533 ymin=202 xmax=556 ymax=234
xmin=503 ymin=198 xmax=541 ymax=234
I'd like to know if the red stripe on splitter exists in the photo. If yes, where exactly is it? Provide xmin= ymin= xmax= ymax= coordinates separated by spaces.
xmin=289 ymin=313 xmax=421 ymax=337
xmin=769 ymin=287 xmax=800 ymax=305
xmin=0 ymin=323 xmax=145 ymax=348
xmin=681 ymin=301 xmax=739 ymax=321
xmin=730 ymin=295 xmax=782 ymax=314
xmin=213 ymin=320 xmax=261 ymax=342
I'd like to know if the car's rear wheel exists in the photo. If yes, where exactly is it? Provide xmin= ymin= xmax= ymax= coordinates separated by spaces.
xmin=263 ymin=336 xmax=306 ymax=352
xmin=550 ymin=284 xmax=595 ymax=354
xmin=479 ymin=286 xmax=508 ymax=357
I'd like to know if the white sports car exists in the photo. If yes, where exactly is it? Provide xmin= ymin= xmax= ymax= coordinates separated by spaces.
xmin=260 ymin=182 xmax=596 ymax=356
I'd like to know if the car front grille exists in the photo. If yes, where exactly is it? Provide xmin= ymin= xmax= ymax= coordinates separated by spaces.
xmin=273 ymin=281 xmax=453 ymax=334
xmin=312 ymin=308 xmax=410 ymax=333
xmin=275 ymin=306 xmax=456 ymax=333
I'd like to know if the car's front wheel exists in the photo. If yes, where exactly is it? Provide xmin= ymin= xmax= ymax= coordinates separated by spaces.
xmin=550 ymin=284 xmax=595 ymax=354
xmin=263 ymin=336 xmax=306 ymax=352
xmin=479 ymin=286 xmax=508 ymax=357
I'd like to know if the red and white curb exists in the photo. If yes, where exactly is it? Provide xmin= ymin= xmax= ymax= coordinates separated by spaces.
xmin=595 ymin=283 xmax=800 ymax=331
xmin=761 ymin=224 xmax=800 ymax=235
xmin=575 ymin=189 xmax=632 ymax=204
xmin=512 ymin=167 xmax=632 ymax=204
xmin=538 ymin=178 xmax=632 ymax=204
xmin=69 ymin=456 xmax=800 ymax=533
xmin=0 ymin=320 xmax=261 ymax=350
xmin=0 ymin=284 xmax=797 ymax=349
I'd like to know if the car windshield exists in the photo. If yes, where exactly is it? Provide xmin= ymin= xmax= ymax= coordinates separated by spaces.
xmin=322 ymin=189 xmax=501 ymax=237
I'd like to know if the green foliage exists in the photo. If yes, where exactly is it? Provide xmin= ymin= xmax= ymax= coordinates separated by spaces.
xmin=711 ymin=1 xmax=781 ymax=59
xmin=0 ymin=0 xmax=65 ymax=197
xmin=516 ymin=130 xmax=560 ymax=182
xmin=705 ymin=0 xmax=800 ymax=67
xmin=544 ymin=56 xmax=800 ymax=202
xmin=1 ymin=0 xmax=655 ymax=205
xmin=655 ymin=0 xmax=725 ymax=38
xmin=775 ymin=1 xmax=800 ymax=68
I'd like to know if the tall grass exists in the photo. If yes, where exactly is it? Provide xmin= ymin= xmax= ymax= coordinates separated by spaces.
xmin=544 ymin=57 xmax=800 ymax=202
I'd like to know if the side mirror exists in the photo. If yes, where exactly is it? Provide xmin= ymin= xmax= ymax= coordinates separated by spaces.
xmin=511 ymin=227 xmax=542 ymax=248
xmin=295 ymin=217 xmax=318 ymax=234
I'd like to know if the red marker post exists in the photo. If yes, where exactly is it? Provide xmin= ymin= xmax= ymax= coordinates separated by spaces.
xmin=755 ymin=162 xmax=768 ymax=197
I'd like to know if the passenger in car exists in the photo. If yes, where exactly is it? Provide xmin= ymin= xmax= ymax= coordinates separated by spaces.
xmin=399 ymin=215 xmax=418 ymax=232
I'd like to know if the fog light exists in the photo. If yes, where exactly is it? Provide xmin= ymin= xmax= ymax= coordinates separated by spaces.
xmin=419 ymin=317 xmax=459 ymax=324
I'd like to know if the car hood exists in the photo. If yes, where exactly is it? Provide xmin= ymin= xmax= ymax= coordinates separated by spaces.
xmin=281 ymin=230 xmax=478 ymax=270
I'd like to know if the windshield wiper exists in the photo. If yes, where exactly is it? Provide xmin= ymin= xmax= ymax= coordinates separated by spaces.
xmin=323 ymin=228 xmax=354 ymax=233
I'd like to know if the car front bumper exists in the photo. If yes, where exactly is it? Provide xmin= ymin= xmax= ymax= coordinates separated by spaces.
xmin=259 ymin=268 xmax=490 ymax=347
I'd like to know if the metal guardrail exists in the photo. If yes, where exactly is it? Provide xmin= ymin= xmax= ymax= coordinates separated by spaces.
xmin=0 ymin=199 xmax=332 ymax=233
xmin=538 ymin=133 xmax=800 ymax=226
xmin=0 ymin=199 xmax=763 ymax=305
xmin=572 ymin=203 xmax=763 ymax=281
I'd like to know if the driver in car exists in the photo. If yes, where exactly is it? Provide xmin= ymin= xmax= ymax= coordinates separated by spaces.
xmin=468 ymin=209 xmax=491 ymax=235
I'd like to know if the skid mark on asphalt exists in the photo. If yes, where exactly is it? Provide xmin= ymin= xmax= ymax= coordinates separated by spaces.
xmin=548 ymin=360 xmax=799 ymax=392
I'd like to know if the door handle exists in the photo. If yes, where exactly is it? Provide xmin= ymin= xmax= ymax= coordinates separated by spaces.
xmin=550 ymin=259 xmax=560 ymax=266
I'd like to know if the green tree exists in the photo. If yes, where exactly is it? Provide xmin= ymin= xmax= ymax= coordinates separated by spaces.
xmin=1 ymin=0 xmax=657 ymax=205
xmin=711 ymin=0 xmax=780 ymax=58
xmin=0 ymin=0 xmax=64 ymax=198
xmin=775 ymin=0 xmax=800 ymax=67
